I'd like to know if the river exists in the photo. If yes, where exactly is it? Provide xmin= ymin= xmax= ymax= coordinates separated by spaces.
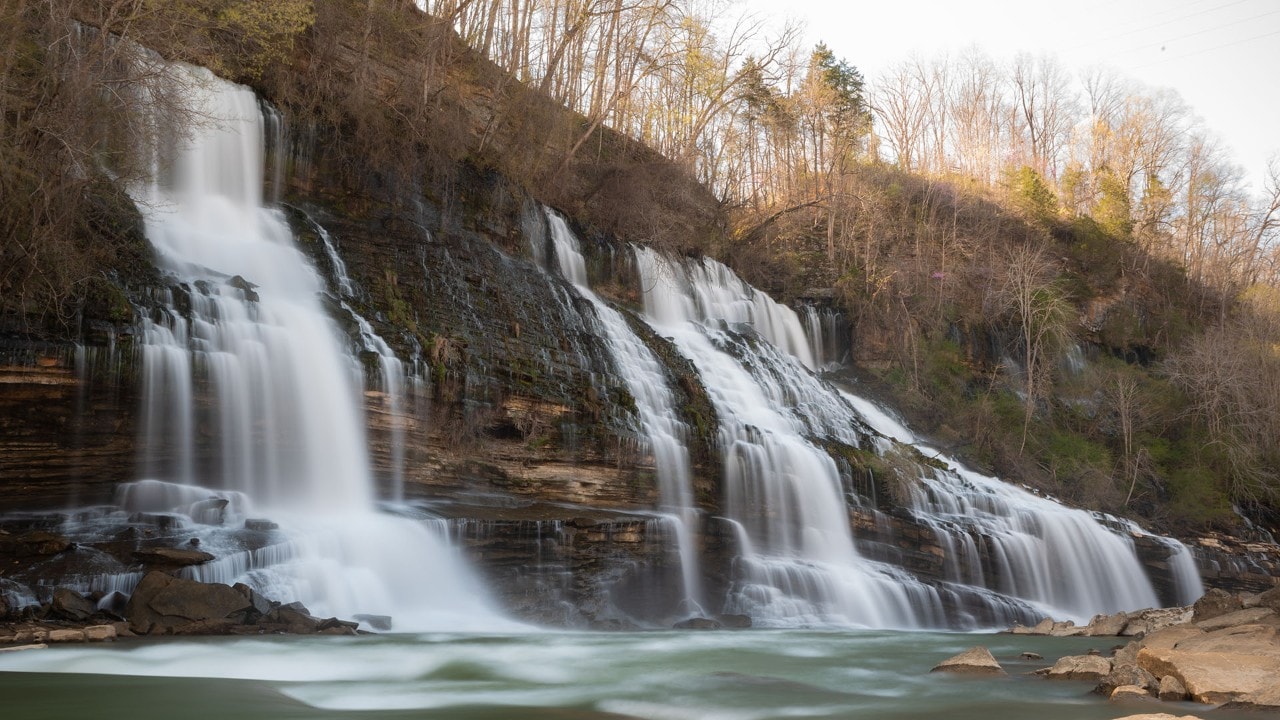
xmin=0 ymin=630 xmax=1247 ymax=719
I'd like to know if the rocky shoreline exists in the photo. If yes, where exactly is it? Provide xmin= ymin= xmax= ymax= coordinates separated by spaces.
xmin=935 ymin=586 xmax=1280 ymax=715
xmin=1 ymin=570 xmax=370 ymax=651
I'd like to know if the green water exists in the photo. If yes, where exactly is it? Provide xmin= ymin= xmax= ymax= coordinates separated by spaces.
xmin=0 ymin=630 xmax=1235 ymax=719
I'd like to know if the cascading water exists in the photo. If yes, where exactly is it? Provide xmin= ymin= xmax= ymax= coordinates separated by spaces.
xmin=633 ymin=246 xmax=1202 ymax=627
xmin=635 ymin=248 xmax=948 ymax=628
xmin=540 ymin=210 xmax=704 ymax=615
xmin=127 ymin=63 xmax=506 ymax=631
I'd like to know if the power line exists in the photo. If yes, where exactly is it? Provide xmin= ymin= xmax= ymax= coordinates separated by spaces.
xmin=1064 ymin=0 xmax=1256 ymax=52
xmin=1098 ymin=6 xmax=1280 ymax=61
xmin=1133 ymin=25 xmax=1280 ymax=68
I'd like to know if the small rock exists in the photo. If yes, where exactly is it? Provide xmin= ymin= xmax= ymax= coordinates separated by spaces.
xmin=51 ymin=588 xmax=97 ymax=622
xmin=1042 ymin=654 xmax=1112 ymax=681
xmin=1019 ymin=651 xmax=1043 ymax=660
xmin=352 ymin=613 xmax=393 ymax=631
xmin=132 ymin=547 xmax=215 ymax=566
xmin=47 ymin=629 xmax=86 ymax=643
xmin=1192 ymin=588 xmax=1242 ymax=622
xmin=1085 ymin=612 xmax=1130 ymax=636
xmin=930 ymin=646 xmax=1006 ymax=675
xmin=0 ymin=643 xmax=47 ymax=653
xmin=1110 ymin=715 xmax=1206 ymax=720
xmin=1049 ymin=621 xmax=1085 ymax=637
xmin=674 ymin=617 xmax=721 ymax=630
xmin=244 ymin=519 xmax=278 ymax=532
xmin=1096 ymin=663 xmax=1158 ymax=696
xmin=1109 ymin=684 xmax=1152 ymax=701
xmin=83 ymin=624 xmax=117 ymax=642
xmin=1157 ymin=674 xmax=1187 ymax=701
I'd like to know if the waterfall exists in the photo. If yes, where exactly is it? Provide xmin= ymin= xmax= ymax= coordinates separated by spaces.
xmin=635 ymin=248 xmax=947 ymax=628
xmin=634 ymin=246 xmax=1201 ymax=627
xmin=128 ymin=63 xmax=505 ymax=631
xmin=541 ymin=210 xmax=704 ymax=616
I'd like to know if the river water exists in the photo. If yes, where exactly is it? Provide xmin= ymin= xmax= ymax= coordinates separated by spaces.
xmin=0 ymin=630 xmax=1249 ymax=720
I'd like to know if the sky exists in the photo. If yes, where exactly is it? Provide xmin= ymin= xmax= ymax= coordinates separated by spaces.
xmin=741 ymin=0 xmax=1279 ymax=190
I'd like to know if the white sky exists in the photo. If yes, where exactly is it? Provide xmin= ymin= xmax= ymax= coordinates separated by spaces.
xmin=741 ymin=0 xmax=1279 ymax=190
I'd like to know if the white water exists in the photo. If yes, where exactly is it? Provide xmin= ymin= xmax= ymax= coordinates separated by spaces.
xmin=635 ymin=248 xmax=947 ymax=627
xmin=842 ymin=393 xmax=1202 ymax=619
xmin=634 ymin=247 xmax=1201 ymax=626
xmin=541 ymin=210 xmax=704 ymax=615
xmin=129 ymin=64 xmax=506 ymax=631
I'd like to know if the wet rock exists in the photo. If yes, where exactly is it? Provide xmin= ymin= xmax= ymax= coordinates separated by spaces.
xmin=99 ymin=591 xmax=129 ymax=618
xmin=47 ymin=629 xmax=85 ymax=643
xmin=1109 ymin=684 xmax=1151 ymax=701
xmin=317 ymin=617 xmax=359 ymax=635
xmin=132 ymin=547 xmax=215 ymax=567
xmin=930 ymin=646 xmax=1006 ymax=675
xmin=1019 ymin=652 xmax=1043 ymax=660
xmin=189 ymin=498 xmax=228 ymax=524
xmin=674 ymin=617 xmax=721 ymax=630
xmin=83 ymin=624 xmax=117 ymax=642
xmin=0 ymin=530 xmax=72 ymax=556
xmin=717 ymin=614 xmax=752 ymax=629
xmin=1191 ymin=588 xmax=1241 ymax=622
xmin=172 ymin=618 xmax=239 ymax=635
xmin=125 ymin=571 xmax=251 ymax=634
xmin=1041 ymin=654 xmax=1112 ymax=681
xmin=353 ymin=613 xmax=393 ymax=631
xmin=244 ymin=518 xmax=278 ymax=532
xmin=1157 ymin=674 xmax=1187 ymax=701
xmin=232 ymin=583 xmax=273 ymax=621
xmin=51 ymin=588 xmax=97 ymax=622
xmin=227 ymin=275 xmax=259 ymax=302
xmin=1096 ymin=663 xmax=1158 ymax=696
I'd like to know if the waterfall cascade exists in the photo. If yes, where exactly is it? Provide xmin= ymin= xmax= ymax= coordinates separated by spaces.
xmin=540 ymin=211 xmax=704 ymax=616
xmin=125 ymin=64 xmax=505 ymax=631
xmin=632 ymin=247 xmax=1204 ymax=627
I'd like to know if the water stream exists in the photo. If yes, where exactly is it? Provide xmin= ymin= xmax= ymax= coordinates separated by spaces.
xmin=124 ymin=63 xmax=505 ymax=631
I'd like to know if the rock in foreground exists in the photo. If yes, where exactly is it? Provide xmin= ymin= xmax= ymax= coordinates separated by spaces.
xmin=930 ymin=646 xmax=1006 ymax=675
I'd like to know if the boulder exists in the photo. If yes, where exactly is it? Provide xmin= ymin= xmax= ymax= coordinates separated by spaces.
xmin=1157 ymin=674 xmax=1187 ymax=701
xmin=83 ymin=624 xmax=117 ymax=642
xmin=1193 ymin=606 xmax=1275 ymax=632
xmin=132 ymin=547 xmax=215 ymax=567
xmin=47 ymin=629 xmax=85 ymax=643
xmin=1109 ymin=685 xmax=1151 ymax=701
xmin=269 ymin=602 xmax=321 ymax=634
xmin=930 ymin=646 xmax=1006 ymax=675
xmin=50 ymin=588 xmax=97 ymax=622
xmin=1114 ymin=641 xmax=1141 ymax=667
xmin=1257 ymin=585 xmax=1280 ymax=611
xmin=1041 ymin=654 xmax=1112 ymax=681
xmin=1096 ymin=664 xmax=1158 ymax=696
xmin=244 ymin=519 xmax=278 ymax=532
xmin=232 ymin=583 xmax=273 ymax=621
xmin=125 ymin=571 xmax=251 ymax=634
xmin=718 ymin=614 xmax=752 ymax=629
xmin=1085 ymin=612 xmax=1130 ymax=636
xmin=1020 ymin=651 xmax=1043 ymax=660
xmin=1140 ymin=625 xmax=1203 ymax=651
xmin=1029 ymin=617 xmax=1054 ymax=634
xmin=1137 ymin=625 xmax=1280 ymax=707
xmin=1191 ymin=588 xmax=1241 ymax=622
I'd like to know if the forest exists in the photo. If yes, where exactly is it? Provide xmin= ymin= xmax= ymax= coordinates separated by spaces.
xmin=2 ymin=0 xmax=1278 ymax=533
